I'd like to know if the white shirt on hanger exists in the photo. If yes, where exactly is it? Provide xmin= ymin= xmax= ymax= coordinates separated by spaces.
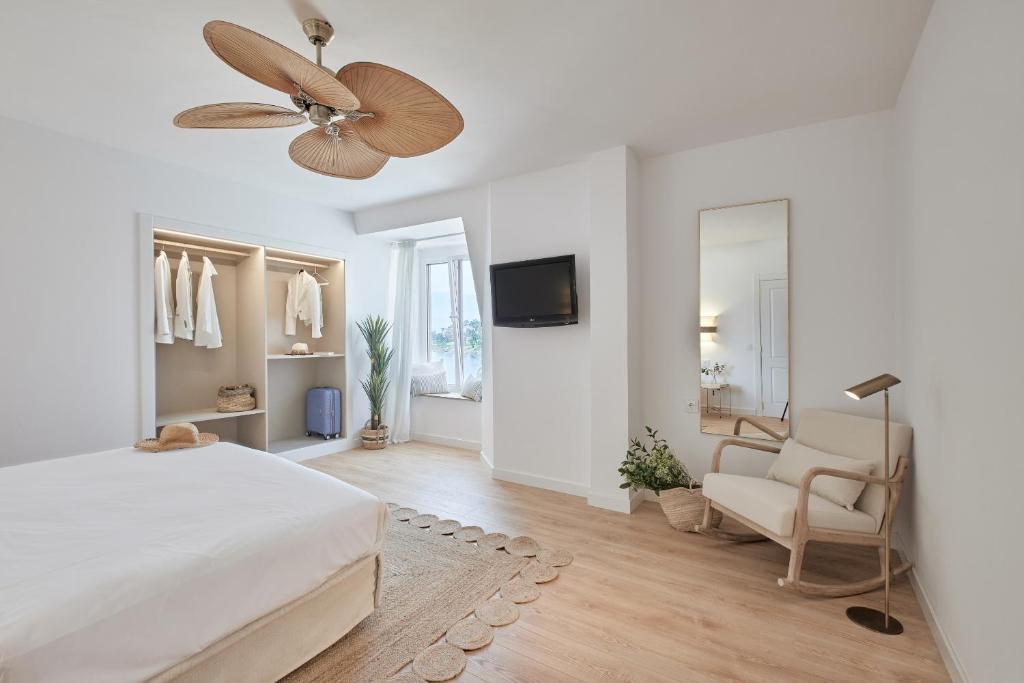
xmin=174 ymin=251 xmax=194 ymax=341
xmin=285 ymin=270 xmax=323 ymax=339
xmin=194 ymin=256 xmax=223 ymax=349
xmin=154 ymin=250 xmax=174 ymax=345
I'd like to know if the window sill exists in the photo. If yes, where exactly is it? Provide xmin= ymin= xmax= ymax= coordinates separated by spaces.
xmin=418 ymin=392 xmax=478 ymax=402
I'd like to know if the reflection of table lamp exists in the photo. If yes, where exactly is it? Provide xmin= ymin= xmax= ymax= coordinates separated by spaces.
xmin=843 ymin=373 xmax=903 ymax=635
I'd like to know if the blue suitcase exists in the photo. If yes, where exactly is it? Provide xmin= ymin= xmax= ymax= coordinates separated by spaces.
xmin=306 ymin=387 xmax=342 ymax=439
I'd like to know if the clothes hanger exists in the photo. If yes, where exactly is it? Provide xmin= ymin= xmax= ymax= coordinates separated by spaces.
xmin=312 ymin=264 xmax=329 ymax=287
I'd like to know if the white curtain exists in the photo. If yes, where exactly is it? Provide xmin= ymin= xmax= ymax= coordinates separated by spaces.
xmin=384 ymin=240 xmax=416 ymax=443
xmin=447 ymin=256 xmax=463 ymax=388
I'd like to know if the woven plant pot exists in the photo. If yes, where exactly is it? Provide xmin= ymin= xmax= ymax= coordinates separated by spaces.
xmin=361 ymin=425 xmax=389 ymax=450
xmin=216 ymin=384 xmax=256 ymax=413
xmin=657 ymin=484 xmax=721 ymax=532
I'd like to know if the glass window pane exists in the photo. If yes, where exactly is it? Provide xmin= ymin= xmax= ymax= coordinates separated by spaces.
xmin=461 ymin=260 xmax=482 ymax=382
xmin=428 ymin=263 xmax=456 ymax=386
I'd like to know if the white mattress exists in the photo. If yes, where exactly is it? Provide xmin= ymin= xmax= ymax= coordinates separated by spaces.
xmin=0 ymin=442 xmax=385 ymax=683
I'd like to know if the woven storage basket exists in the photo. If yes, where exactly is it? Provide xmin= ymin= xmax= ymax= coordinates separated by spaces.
xmin=216 ymin=384 xmax=256 ymax=413
xmin=658 ymin=484 xmax=721 ymax=532
xmin=361 ymin=424 xmax=389 ymax=450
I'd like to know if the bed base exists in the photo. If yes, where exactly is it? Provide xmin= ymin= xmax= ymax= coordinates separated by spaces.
xmin=149 ymin=552 xmax=382 ymax=683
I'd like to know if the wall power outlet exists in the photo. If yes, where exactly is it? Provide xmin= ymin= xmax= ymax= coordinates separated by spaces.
xmin=685 ymin=399 xmax=698 ymax=414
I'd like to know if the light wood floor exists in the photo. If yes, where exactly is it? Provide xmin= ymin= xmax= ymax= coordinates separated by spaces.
xmin=701 ymin=414 xmax=790 ymax=438
xmin=306 ymin=442 xmax=949 ymax=682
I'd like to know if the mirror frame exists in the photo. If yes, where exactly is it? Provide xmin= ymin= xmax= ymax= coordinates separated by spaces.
xmin=697 ymin=198 xmax=791 ymax=440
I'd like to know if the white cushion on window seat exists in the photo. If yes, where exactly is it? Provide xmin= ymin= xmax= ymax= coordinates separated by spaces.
xmin=702 ymin=473 xmax=876 ymax=537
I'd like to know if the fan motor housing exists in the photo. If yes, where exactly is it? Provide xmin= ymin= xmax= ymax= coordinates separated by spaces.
xmin=302 ymin=18 xmax=334 ymax=46
xmin=308 ymin=104 xmax=335 ymax=126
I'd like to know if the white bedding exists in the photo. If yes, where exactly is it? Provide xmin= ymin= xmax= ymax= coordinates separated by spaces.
xmin=0 ymin=442 xmax=385 ymax=683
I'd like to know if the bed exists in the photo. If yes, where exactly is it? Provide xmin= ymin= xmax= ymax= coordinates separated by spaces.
xmin=0 ymin=442 xmax=386 ymax=683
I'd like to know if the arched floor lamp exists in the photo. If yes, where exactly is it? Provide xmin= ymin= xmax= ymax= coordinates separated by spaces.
xmin=844 ymin=373 xmax=904 ymax=635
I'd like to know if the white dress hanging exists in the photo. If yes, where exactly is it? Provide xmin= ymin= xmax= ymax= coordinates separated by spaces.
xmin=174 ymin=251 xmax=194 ymax=341
xmin=154 ymin=250 xmax=174 ymax=345
xmin=194 ymin=256 xmax=223 ymax=349
xmin=284 ymin=270 xmax=323 ymax=339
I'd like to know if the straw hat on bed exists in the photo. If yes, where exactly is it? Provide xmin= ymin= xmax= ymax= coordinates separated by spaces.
xmin=134 ymin=423 xmax=218 ymax=451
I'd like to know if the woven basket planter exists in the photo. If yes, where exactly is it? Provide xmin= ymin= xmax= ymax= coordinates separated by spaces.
xmin=657 ymin=484 xmax=721 ymax=532
xmin=361 ymin=425 xmax=390 ymax=450
xmin=216 ymin=384 xmax=256 ymax=413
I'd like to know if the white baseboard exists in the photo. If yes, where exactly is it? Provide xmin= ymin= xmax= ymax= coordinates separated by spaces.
xmin=892 ymin=532 xmax=968 ymax=683
xmin=479 ymin=449 xmax=493 ymax=470
xmin=586 ymin=490 xmax=635 ymax=513
xmin=410 ymin=432 xmax=482 ymax=452
xmin=275 ymin=436 xmax=359 ymax=463
xmin=491 ymin=467 xmax=589 ymax=497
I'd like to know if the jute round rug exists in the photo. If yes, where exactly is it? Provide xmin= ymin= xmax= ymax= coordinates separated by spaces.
xmin=283 ymin=513 xmax=528 ymax=682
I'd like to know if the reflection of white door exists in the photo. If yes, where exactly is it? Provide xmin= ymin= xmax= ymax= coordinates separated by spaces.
xmin=758 ymin=278 xmax=789 ymax=418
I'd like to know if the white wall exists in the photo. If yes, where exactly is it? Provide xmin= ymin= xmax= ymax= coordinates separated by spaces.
xmin=489 ymin=162 xmax=592 ymax=493
xmin=0 ymin=116 xmax=391 ymax=467
xmin=410 ymin=396 xmax=482 ymax=451
xmin=700 ymin=237 xmax=787 ymax=412
xmin=641 ymin=110 xmax=903 ymax=480
xmin=893 ymin=1 xmax=1023 ymax=680
xmin=588 ymin=147 xmax=642 ymax=511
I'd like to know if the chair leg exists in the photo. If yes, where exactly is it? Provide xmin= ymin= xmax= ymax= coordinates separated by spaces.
xmin=777 ymin=539 xmax=807 ymax=589
xmin=693 ymin=498 xmax=719 ymax=533
xmin=694 ymin=501 xmax=768 ymax=542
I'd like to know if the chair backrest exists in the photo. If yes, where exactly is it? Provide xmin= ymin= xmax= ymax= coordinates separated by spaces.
xmin=795 ymin=409 xmax=913 ymax=529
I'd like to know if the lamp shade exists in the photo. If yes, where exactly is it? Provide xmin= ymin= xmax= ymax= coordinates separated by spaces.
xmin=700 ymin=316 xmax=718 ymax=334
xmin=845 ymin=373 xmax=901 ymax=400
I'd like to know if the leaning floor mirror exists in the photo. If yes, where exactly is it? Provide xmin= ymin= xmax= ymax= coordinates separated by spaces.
xmin=699 ymin=199 xmax=790 ymax=440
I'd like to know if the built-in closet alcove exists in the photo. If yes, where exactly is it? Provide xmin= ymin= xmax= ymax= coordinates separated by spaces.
xmin=264 ymin=248 xmax=347 ymax=454
xmin=140 ymin=215 xmax=351 ymax=461
xmin=153 ymin=229 xmax=269 ymax=450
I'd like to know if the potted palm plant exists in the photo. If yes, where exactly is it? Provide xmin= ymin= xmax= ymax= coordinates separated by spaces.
xmin=618 ymin=426 xmax=721 ymax=531
xmin=357 ymin=315 xmax=393 ymax=450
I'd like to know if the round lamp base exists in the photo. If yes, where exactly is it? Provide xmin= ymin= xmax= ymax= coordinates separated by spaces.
xmin=846 ymin=606 xmax=904 ymax=635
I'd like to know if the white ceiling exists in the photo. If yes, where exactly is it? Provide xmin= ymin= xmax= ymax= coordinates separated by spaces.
xmin=0 ymin=1 xmax=931 ymax=212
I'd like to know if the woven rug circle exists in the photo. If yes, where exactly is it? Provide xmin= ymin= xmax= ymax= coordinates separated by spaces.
xmin=500 ymin=576 xmax=540 ymax=603
xmin=385 ymin=502 xmax=400 ymax=512
xmin=505 ymin=535 xmax=540 ymax=557
xmin=521 ymin=560 xmax=559 ymax=584
xmin=476 ymin=532 xmax=509 ymax=551
xmin=410 ymin=514 xmax=439 ymax=528
xmin=388 ymin=673 xmax=425 ymax=682
xmin=536 ymin=547 xmax=574 ymax=567
xmin=445 ymin=616 xmax=494 ymax=650
xmin=474 ymin=597 xmax=519 ymax=626
xmin=411 ymin=643 xmax=466 ymax=681
xmin=393 ymin=507 xmax=418 ymax=521
xmin=453 ymin=525 xmax=484 ymax=542
xmin=430 ymin=519 xmax=462 ymax=535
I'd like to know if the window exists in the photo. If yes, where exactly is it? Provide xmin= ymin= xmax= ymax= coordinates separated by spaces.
xmin=426 ymin=258 xmax=481 ymax=388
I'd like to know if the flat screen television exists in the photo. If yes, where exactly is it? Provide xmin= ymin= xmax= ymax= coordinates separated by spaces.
xmin=490 ymin=255 xmax=578 ymax=327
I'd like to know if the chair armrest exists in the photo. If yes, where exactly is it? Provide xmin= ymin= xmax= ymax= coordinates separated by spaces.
xmin=711 ymin=438 xmax=782 ymax=474
xmin=798 ymin=467 xmax=887 ymax=490
xmin=732 ymin=416 xmax=789 ymax=441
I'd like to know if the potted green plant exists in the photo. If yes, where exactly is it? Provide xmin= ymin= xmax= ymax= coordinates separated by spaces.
xmin=357 ymin=315 xmax=393 ymax=450
xmin=618 ymin=426 xmax=721 ymax=531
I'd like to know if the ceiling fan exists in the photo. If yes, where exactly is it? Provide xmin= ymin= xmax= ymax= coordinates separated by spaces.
xmin=174 ymin=18 xmax=463 ymax=180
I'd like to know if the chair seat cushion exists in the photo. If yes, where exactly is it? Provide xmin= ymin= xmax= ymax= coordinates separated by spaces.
xmin=702 ymin=473 xmax=877 ymax=538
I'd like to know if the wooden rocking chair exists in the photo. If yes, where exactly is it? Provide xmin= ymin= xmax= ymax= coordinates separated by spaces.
xmin=694 ymin=409 xmax=913 ymax=597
